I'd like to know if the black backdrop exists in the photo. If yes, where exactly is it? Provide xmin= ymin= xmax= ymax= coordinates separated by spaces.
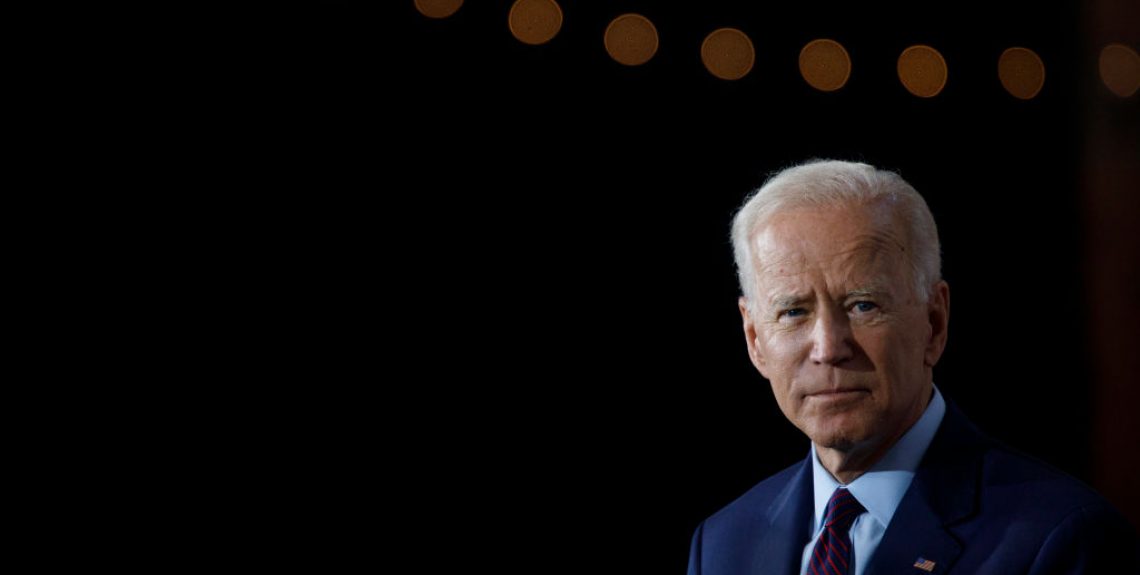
xmin=367 ymin=0 xmax=1118 ymax=571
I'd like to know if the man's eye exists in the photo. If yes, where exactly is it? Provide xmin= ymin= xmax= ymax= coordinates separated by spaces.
xmin=780 ymin=308 xmax=807 ymax=319
xmin=851 ymin=301 xmax=878 ymax=313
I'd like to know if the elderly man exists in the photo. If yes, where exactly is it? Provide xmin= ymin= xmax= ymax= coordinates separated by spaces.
xmin=687 ymin=160 xmax=1137 ymax=574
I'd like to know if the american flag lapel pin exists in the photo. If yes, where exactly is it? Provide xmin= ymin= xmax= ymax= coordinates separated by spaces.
xmin=913 ymin=557 xmax=936 ymax=572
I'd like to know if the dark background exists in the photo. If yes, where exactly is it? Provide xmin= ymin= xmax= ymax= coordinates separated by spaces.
xmin=361 ymin=1 xmax=1138 ymax=571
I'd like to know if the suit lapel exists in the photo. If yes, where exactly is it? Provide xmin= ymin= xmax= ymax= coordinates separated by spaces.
xmin=865 ymin=401 xmax=984 ymax=575
xmin=863 ymin=485 xmax=964 ymax=574
xmin=750 ymin=457 xmax=814 ymax=575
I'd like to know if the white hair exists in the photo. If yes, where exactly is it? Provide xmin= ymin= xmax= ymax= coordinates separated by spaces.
xmin=730 ymin=159 xmax=941 ymax=316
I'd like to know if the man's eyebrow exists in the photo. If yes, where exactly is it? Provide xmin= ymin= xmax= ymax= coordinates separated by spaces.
xmin=766 ymin=287 xmax=892 ymax=308
xmin=845 ymin=287 xmax=890 ymax=299
xmin=770 ymin=294 xmax=810 ymax=309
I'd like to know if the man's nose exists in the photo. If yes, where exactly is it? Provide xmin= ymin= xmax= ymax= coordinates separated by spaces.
xmin=809 ymin=310 xmax=854 ymax=365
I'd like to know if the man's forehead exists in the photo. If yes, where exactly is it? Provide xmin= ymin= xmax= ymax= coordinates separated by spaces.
xmin=755 ymin=260 xmax=895 ymax=295
xmin=752 ymin=232 xmax=903 ymax=274
xmin=749 ymin=229 xmax=910 ymax=304
xmin=751 ymin=204 xmax=907 ymax=265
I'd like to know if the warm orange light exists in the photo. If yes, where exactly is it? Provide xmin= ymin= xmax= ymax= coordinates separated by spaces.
xmin=897 ymin=45 xmax=948 ymax=98
xmin=998 ymin=47 xmax=1045 ymax=100
xmin=701 ymin=28 xmax=755 ymax=81
xmin=414 ymin=0 xmax=463 ymax=19
xmin=1099 ymin=44 xmax=1140 ymax=98
xmin=508 ymin=0 xmax=563 ymax=46
xmin=604 ymin=14 xmax=658 ymax=66
xmin=799 ymin=39 xmax=851 ymax=92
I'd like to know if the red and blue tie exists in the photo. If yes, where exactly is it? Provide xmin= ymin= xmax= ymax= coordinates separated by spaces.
xmin=808 ymin=488 xmax=866 ymax=575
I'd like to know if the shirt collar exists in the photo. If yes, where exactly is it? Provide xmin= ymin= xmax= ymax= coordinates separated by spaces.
xmin=810 ymin=384 xmax=947 ymax=530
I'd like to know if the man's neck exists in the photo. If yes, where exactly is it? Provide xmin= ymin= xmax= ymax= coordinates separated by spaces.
xmin=816 ymin=440 xmax=897 ymax=484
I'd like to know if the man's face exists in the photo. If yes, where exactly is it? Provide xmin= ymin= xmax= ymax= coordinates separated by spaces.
xmin=739 ymin=202 xmax=949 ymax=455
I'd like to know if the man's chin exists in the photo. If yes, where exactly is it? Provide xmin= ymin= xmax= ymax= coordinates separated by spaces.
xmin=804 ymin=423 xmax=870 ymax=453
xmin=814 ymin=436 xmax=858 ymax=452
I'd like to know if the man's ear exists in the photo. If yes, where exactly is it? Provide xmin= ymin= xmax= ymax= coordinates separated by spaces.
xmin=923 ymin=280 xmax=950 ymax=367
xmin=739 ymin=297 xmax=769 ymax=377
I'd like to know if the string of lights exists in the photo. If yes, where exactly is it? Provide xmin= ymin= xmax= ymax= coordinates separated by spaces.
xmin=413 ymin=0 xmax=1139 ymax=100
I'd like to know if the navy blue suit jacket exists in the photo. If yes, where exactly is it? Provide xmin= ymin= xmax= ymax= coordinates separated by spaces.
xmin=687 ymin=401 xmax=1138 ymax=574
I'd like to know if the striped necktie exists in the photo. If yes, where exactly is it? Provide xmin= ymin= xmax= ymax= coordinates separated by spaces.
xmin=808 ymin=487 xmax=866 ymax=575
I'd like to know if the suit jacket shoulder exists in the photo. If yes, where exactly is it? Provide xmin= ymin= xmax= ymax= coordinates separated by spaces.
xmin=880 ymin=400 xmax=1139 ymax=573
xmin=689 ymin=458 xmax=814 ymax=575
xmin=688 ymin=400 xmax=1139 ymax=575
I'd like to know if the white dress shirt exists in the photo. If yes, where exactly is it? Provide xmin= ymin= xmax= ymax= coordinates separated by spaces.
xmin=799 ymin=385 xmax=947 ymax=575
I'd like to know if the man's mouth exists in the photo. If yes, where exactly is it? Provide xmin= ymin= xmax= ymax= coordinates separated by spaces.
xmin=806 ymin=388 xmax=869 ymax=399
